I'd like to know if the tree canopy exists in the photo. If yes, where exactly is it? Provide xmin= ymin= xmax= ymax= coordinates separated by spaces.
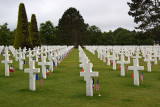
xmin=0 ymin=23 xmax=14 ymax=46
xmin=128 ymin=0 xmax=160 ymax=43
xmin=29 ymin=14 xmax=41 ymax=47
xmin=39 ymin=21 xmax=56 ymax=45
xmin=57 ymin=7 xmax=87 ymax=47
xmin=0 ymin=5 xmax=156 ymax=47
xmin=128 ymin=0 xmax=160 ymax=31
xmin=13 ymin=3 xmax=33 ymax=49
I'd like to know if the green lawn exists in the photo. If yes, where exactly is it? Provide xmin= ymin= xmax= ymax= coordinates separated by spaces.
xmin=0 ymin=49 xmax=160 ymax=107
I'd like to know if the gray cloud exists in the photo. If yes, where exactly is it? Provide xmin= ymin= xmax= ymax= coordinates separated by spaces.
xmin=0 ymin=0 xmax=137 ymax=32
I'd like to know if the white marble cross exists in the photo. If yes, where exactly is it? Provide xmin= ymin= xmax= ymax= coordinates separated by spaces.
xmin=35 ymin=50 xmax=40 ymax=62
xmin=79 ymin=57 xmax=89 ymax=68
xmin=102 ymin=49 xmax=106 ymax=62
xmin=54 ymin=52 xmax=58 ymax=67
xmin=106 ymin=49 xmax=112 ymax=65
xmin=22 ymin=47 xmax=27 ymax=58
xmin=38 ymin=56 xmax=50 ymax=79
xmin=110 ymin=54 xmax=118 ymax=70
xmin=17 ymin=52 xmax=25 ymax=70
xmin=80 ymin=63 xmax=98 ymax=96
xmin=152 ymin=50 xmax=158 ymax=65
xmin=27 ymin=49 xmax=34 ymax=61
xmin=144 ymin=54 xmax=154 ymax=72
xmin=48 ymin=53 xmax=54 ymax=72
xmin=128 ymin=59 xmax=144 ymax=86
xmin=132 ymin=51 xmax=142 ymax=63
xmin=117 ymin=55 xmax=130 ymax=76
xmin=15 ymin=50 xmax=18 ymax=61
xmin=1 ymin=47 xmax=12 ymax=76
xmin=24 ymin=60 xmax=40 ymax=91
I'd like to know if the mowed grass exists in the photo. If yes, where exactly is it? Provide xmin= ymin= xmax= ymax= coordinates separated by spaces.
xmin=0 ymin=49 xmax=160 ymax=107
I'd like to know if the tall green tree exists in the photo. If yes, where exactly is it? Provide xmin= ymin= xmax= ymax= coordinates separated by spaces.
xmin=128 ymin=0 xmax=160 ymax=43
xmin=29 ymin=14 xmax=41 ymax=47
xmin=128 ymin=0 xmax=160 ymax=31
xmin=14 ymin=3 xmax=33 ymax=49
xmin=87 ymin=25 xmax=103 ymax=45
xmin=0 ymin=23 xmax=14 ymax=45
xmin=102 ymin=31 xmax=115 ymax=45
xmin=39 ymin=21 xmax=56 ymax=45
xmin=57 ymin=7 xmax=87 ymax=47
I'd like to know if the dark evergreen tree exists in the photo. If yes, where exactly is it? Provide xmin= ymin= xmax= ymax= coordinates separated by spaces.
xmin=128 ymin=0 xmax=160 ymax=31
xmin=57 ymin=7 xmax=87 ymax=47
xmin=0 ymin=23 xmax=14 ymax=45
xmin=128 ymin=0 xmax=160 ymax=43
xmin=88 ymin=25 xmax=103 ymax=45
xmin=29 ymin=14 xmax=41 ymax=47
xmin=14 ymin=3 xmax=33 ymax=49
xmin=39 ymin=21 xmax=56 ymax=45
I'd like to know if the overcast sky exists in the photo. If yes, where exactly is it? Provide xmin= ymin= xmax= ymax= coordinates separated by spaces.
xmin=0 ymin=0 xmax=137 ymax=32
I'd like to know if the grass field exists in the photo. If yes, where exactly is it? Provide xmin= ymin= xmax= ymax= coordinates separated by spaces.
xmin=0 ymin=49 xmax=160 ymax=107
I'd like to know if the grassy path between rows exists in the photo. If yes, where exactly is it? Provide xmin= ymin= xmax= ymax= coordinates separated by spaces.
xmin=83 ymin=49 xmax=160 ymax=106
xmin=0 ymin=48 xmax=160 ymax=106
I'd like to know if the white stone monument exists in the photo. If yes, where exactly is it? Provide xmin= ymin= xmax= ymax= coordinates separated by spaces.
xmin=80 ymin=63 xmax=98 ymax=96
xmin=128 ymin=59 xmax=144 ymax=86
xmin=48 ymin=53 xmax=54 ymax=72
xmin=38 ymin=56 xmax=50 ymax=79
xmin=1 ymin=47 xmax=13 ymax=76
xmin=24 ymin=60 xmax=40 ymax=91
xmin=110 ymin=53 xmax=118 ymax=70
xmin=35 ymin=50 xmax=40 ymax=62
xmin=27 ymin=49 xmax=34 ymax=61
xmin=144 ymin=54 xmax=154 ymax=72
xmin=17 ymin=52 xmax=25 ymax=70
xmin=117 ymin=55 xmax=130 ymax=76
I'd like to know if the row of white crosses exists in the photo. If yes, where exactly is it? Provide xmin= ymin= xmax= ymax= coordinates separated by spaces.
xmin=1 ymin=45 xmax=74 ymax=91
xmin=85 ymin=45 xmax=160 ymax=86
xmin=79 ymin=46 xmax=99 ymax=96
xmin=24 ymin=46 xmax=74 ymax=91
xmin=1 ymin=47 xmax=12 ymax=76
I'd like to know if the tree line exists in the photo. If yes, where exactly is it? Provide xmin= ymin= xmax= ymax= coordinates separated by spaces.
xmin=0 ymin=21 xmax=154 ymax=46
xmin=1 ymin=1 xmax=159 ymax=48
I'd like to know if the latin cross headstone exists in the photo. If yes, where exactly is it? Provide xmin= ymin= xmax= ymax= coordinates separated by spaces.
xmin=132 ymin=51 xmax=142 ymax=64
xmin=1 ymin=47 xmax=13 ymax=76
xmin=54 ymin=52 xmax=58 ymax=67
xmin=35 ymin=50 xmax=40 ymax=62
xmin=80 ymin=63 xmax=98 ymax=96
xmin=24 ymin=60 xmax=40 ymax=91
xmin=17 ymin=52 xmax=25 ymax=70
xmin=38 ymin=56 xmax=50 ymax=79
xmin=110 ymin=53 xmax=118 ymax=70
xmin=15 ymin=50 xmax=18 ymax=61
xmin=152 ymin=50 xmax=158 ymax=65
xmin=144 ymin=54 xmax=154 ymax=72
xmin=79 ymin=57 xmax=89 ymax=68
xmin=128 ymin=59 xmax=144 ymax=86
xmin=48 ymin=52 xmax=54 ymax=72
xmin=117 ymin=55 xmax=130 ymax=76
xmin=27 ymin=49 xmax=34 ymax=61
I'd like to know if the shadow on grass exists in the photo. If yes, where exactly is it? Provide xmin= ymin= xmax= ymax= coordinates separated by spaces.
xmin=125 ymin=83 xmax=152 ymax=89
xmin=18 ymin=88 xmax=32 ymax=92
xmin=71 ymin=93 xmax=107 ymax=99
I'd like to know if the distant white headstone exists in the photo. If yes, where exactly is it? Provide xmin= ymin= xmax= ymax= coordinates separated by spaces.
xmin=117 ymin=55 xmax=130 ymax=76
xmin=38 ymin=56 xmax=50 ymax=79
xmin=128 ymin=59 xmax=144 ymax=86
xmin=144 ymin=54 xmax=154 ymax=72
xmin=17 ymin=52 xmax=25 ymax=70
xmin=1 ymin=47 xmax=12 ymax=76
